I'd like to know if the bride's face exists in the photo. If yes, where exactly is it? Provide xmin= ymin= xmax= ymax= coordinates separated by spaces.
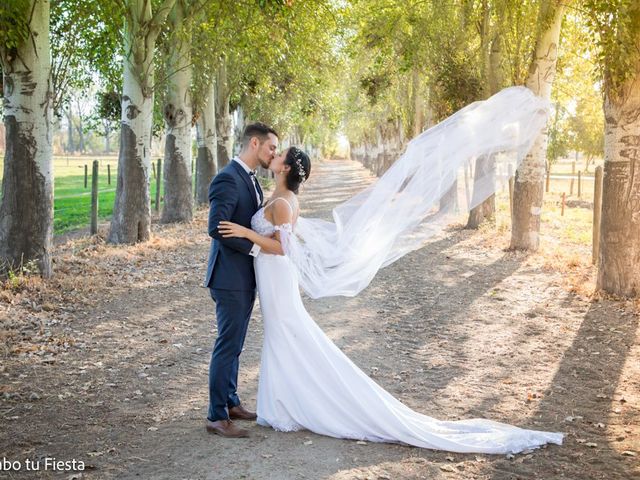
xmin=270 ymin=148 xmax=291 ymax=175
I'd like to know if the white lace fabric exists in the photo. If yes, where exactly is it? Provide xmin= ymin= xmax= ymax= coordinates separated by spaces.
xmin=251 ymin=199 xmax=295 ymax=239
xmin=251 ymin=207 xmax=278 ymax=237
xmin=274 ymin=224 xmax=293 ymax=233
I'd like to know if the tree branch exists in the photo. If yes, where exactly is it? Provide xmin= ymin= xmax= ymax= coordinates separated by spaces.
xmin=151 ymin=59 xmax=195 ymax=91
xmin=151 ymin=0 xmax=177 ymax=27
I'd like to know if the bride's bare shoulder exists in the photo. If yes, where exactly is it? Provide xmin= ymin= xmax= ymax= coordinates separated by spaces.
xmin=268 ymin=194 xmax=297 ymax=209
xmin=264 ymin=195 xmax=298 ymax=222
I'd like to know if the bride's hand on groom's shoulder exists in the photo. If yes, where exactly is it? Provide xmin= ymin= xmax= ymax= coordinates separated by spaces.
xmin=218 ymin=221 xmax=249 ymax=239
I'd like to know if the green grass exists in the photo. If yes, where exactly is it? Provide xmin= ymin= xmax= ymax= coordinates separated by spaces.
xmin=550 ymin=157 xmax=603 ymax=175
xmin=0 ymin=154 xmax=593 ymax=237
xmin=53 ymin=166 xmax=167 ymax=234
xmin=54 ymin=180 xmax=118 ymax=233
xmin=491 ymin=188 xmax=594 ymax=247
xmin=1 ymin=156 xmax=168 ymax=235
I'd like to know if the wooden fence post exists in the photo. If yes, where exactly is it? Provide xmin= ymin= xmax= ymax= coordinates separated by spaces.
xmin=561 ymin=192 xmax=565 ymax=216
xmin=91 ymin=160 xmax=99 ymax=234
xmin=84 ymin=164 xmax=88 ymax=189
xmin=570 ymin=160 xmax=576 ymax=196
xmin=107 ymin=164 xmax=111 ymax=185
xmin=545 ymin=166 xmax=550 ymax=193
xmin=593 ymin=166 xmax=603 ymax=265
xmin=578 ymin=171 xmax=582 ymax=198
xmin=152 ymin=161 xmax=157 ymax=180
xmin=155 ymin=158 xmax=162 ymax=212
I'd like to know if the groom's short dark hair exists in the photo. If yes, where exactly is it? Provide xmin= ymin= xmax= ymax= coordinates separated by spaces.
xmin=241 ymin=122 xmax=278 ymax=147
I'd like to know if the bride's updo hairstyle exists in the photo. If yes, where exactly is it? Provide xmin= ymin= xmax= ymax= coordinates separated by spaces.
xmin=284 ymin=147 xmax=311 ymax=194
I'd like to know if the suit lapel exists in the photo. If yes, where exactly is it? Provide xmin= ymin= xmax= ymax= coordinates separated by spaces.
xmin=230 ymin=160 xmax=259 ymax=210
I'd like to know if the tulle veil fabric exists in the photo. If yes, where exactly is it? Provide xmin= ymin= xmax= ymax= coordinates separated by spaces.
xmin=282 ymin=86 xmax=549 ymax=299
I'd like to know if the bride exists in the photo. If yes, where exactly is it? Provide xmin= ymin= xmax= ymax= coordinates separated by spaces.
xmin=217 ymin=88 xmax=563 ymax=454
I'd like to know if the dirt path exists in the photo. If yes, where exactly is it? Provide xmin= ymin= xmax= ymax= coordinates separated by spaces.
xmin=1 ymin=159 xmax=638 ymax=480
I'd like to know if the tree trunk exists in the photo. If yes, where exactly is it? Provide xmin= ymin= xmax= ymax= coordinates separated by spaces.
xmin=108 ymin=3 xmax=157 ymax=244
xmin=412 ymin=70 xmax=424 ymax=137
xmin=161 ymin=2 xmax=193 ymax=223
xmin=467 ymin=33 xmax=503 ymax=229
xmin=195 ymin=81 xmax=217 ymax=205
xmin=585 ymin=155 xmax=593 ymax=173
xmin=479 ymin=0 xmax=491 ymax=92
xmin=0 ymin=0 xmax=53 ymax=277
xmin=596 ymin=58 xmax=640 ymax=296
xmin=466 ymin=155 xmax=497 ymax=228
xmin=215 ymin=60 xmax=234 ymax=168
xmin=510 ymin=0 xmax=566 ymax=250
xmin=235 ymin=104 xmax=246 ymax=146
xmin=76 ymin=107 xmax=85 ymax=153
xmin=65 ymin=107 xmax=75 ymax=153
xmin=104 ymin=121 xmax=111 ymax=153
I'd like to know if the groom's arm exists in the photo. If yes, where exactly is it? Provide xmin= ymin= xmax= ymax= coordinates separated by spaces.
xmin=208 ymin=173 xmax=256 ymax=255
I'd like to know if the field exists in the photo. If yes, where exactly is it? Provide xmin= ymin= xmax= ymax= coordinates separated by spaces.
xmin=0 ymin=155 xmax=164 ymax=234
xmin=0 ymin=154 xmax=600 ymax=236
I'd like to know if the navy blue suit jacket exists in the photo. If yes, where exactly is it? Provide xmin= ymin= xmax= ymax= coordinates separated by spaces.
xmin=204 ymin=161 xmax=263 ymax=291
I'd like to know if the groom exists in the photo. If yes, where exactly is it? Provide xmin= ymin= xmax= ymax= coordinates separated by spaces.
xmin=204 ymin=122 xmax=279 ymax=438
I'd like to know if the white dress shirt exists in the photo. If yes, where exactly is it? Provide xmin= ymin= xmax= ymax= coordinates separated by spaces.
xmin=233 ymin=157 xmax=261 ymax=257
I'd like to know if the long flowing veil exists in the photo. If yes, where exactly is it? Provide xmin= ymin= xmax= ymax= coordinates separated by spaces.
xmin=282 ymin=86 xmax=549 ymax=299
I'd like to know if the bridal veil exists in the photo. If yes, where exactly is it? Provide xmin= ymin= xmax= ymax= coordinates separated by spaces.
xmin=281 ymin=86 xmax=549 ymax=298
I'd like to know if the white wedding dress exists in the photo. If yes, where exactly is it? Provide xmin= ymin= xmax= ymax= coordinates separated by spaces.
xmin=251 ymin=201 xmax=563 ymax=454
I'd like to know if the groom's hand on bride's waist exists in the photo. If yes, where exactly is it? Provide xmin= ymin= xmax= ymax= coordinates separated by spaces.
xmin=218 ymin=221 xmax=250 ymax=239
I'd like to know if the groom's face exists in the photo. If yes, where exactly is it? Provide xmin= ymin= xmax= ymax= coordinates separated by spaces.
xmin=256 ymin=133 xmax=278 ymax=169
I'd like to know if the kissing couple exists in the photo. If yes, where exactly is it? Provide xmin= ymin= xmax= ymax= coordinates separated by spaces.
xmin=203 ymin=90 xmax=564 ymax=454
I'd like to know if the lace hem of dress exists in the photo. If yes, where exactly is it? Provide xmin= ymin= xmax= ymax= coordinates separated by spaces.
xmin=257 ymin=416 xmax=303 ymax=432
xmin=274 ymin=223 xmax=293 ymax=233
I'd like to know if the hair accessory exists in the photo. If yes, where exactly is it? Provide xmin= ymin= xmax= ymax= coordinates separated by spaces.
xmin=292 ymin=149 xmax=307 ymax=181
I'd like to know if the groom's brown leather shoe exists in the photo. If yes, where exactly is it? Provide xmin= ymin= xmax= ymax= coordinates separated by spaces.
xmin=228 ymin=404 xmax=258 ymax=421
xmin=205 ymin=419 xmax=249 ymax=438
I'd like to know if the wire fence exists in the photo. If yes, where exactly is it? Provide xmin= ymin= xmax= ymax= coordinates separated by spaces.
xmin=2 ymin=155 xmax=602 ymax=239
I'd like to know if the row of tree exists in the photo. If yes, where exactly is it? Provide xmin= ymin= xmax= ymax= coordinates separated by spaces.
xmin=0 ymin=0 xmax=638 ymax=298
xmin=0 ymin=0 xmax=342 ymax=276
xmin=344 ymin=0 xmax=640 ymax=297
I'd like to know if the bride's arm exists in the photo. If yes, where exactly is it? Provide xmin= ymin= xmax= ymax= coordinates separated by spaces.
xmin=218 ymin=201 xmax=293 ymax=256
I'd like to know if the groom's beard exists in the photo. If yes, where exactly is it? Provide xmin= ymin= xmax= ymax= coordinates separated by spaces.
xmin=258 ymin=158 xmax=271 ymax=169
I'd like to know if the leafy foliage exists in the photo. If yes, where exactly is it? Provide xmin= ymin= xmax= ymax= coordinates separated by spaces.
xmin=549 ymin=9 xmax=604 ymax=165
xmin=0 ymin=0 xmax=31 ymax=59
xmin=50 ymin=0 xmax=123 ymax=115
xmin=191 ymin=0 xmax=346 ymax=146
xmin=1 ymin=0 xmax=634 ymax=169
xmin=584 ymin=0 xmax=640 ymax=99
xmin=0 ymin=0 xmax=40 ymax=101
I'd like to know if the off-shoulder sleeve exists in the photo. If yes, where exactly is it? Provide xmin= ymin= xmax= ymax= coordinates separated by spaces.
xmin=274 ymin=223 xmax=293 ymax=233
